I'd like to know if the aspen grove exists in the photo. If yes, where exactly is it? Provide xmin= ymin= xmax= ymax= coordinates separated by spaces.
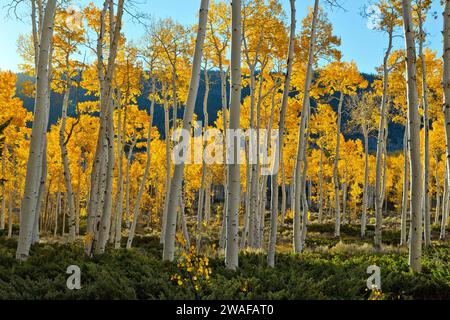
xmin=0 ymin=0 xmax=450 ymax=300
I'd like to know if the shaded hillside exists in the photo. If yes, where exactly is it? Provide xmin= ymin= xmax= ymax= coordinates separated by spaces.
xmin=16 ymin=72 xmax=404 ymax=152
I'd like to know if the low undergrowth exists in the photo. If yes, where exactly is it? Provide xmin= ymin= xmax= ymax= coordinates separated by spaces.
xmin=0 ymin=233 xmax=449 ymax=300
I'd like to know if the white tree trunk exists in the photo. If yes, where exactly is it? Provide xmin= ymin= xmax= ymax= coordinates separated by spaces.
xmin=293 ymin=0 xmax=319 ymax=253
xmin=59 ymin=86 xmax=76 ymax=242
xmin=333 ymin=93 xmax=344 ymax=238
xmin=162 ymin=0 xmax=210 ymax=261
xmin=114 ymin=105 xmax=124 ymax=249
xmin=442 ymin=0 xmax=450 ymax=242
xmin=400 ymin=126 xmax=409 ymax=245
xmin=16 ymin=0 xmax=56 ymax=260
xmin=434 ymin=156 xmax=441 ymax=226
xmin=224 ymin=0 xmax=241 ymax=270
xmin=267 ymin=0 xmax=296 ymax=267
xmin=374 ymin=29 xmax=393 ymax=249
xmin=1 ymin=153 xmax=5 ymax=230
xmin=196 ymin=68 xmax=210 ymax=253
xmin=361 ymin=131 xmax=369 ymax=237
xmin=402 ymin=0 xmax=423 ymax=273
xmin=418 ymin=13 xmax=431 ymax=246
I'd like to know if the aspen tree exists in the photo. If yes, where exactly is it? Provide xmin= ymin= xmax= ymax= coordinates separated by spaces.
xmin=267 ymin=0 xmax=296 ymax=268
xmin=442 ymin=0 xmax=450 ymax=242
xmin=401 ymin=124 xmax=409 ymax=245
xmin=415 ymin=0 xmax=432 ymax=246
xmin=348 ymin=94 xmax=378 ymax=237
xmin=163 ymin=0 xmax=210 ymax=261
xmin=224 ymin=0 xmax=241 ymax=270
xmin=16 ymin=0 xmax=57 ymax=260
xmin=402 ymin=0 xmax=423 ymax=272
xmin=370 ymin=0 xmax=399 ymax=249
xmin=293 ymin=0 xmax=319 ymax=253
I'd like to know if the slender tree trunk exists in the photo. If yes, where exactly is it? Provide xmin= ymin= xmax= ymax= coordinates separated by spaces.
xmin=318 ymin=147 xmax=324 ymax=224
xmin=54 ymin=172 xmax=61 ymax=237
xmin=95 ymin=95 xmax=116 ymax=253
xmin=402 ymin=0 xmax=423 ymax=272
xmin=281 ymin=158 xmax=287 ymax=226
xmin=374 ymin=28 xmax=393 ymax=249
xmin=196 ymin=68 xmax=210 ymax=254
xmin=440 ymin=166 xmax=448 ymax=240
xmin=361 ymin=131 xmax=369 ymax=237
xmin=435 ymin=156 xmax=441 ymax=226
xmin=86 ymin=0 xmax=125 ymax=255
xmin=401 ymin=125 xmax=409 ymax=246
xmin=16 ymin=0 xmax=56 ymax=260
xmin=267 ymin=0 xmax=296 ymax=267
xmin=161 ymin=97 xmax=170 ymax=244
xmin=293 ymin=0 xmax=319 ymax=253
xmin=114 ymin=105 xmax=124 ymax=248
xmin=333 ymin=92 xmax=344 ymax=238
xmin=223 ymin=0 xmax=241 ymax=270
xmin=1 ymin=154 xmax=5 ymax=230
xmin=418 ymin=12 xmax=431 ymax=246
xmin=442 ymin=0 xmax=450 ymax=241
xmin=59 ymin=86 xmax=76 ymax=242
xmin=162 ymin=0 xmax=210 ymax=261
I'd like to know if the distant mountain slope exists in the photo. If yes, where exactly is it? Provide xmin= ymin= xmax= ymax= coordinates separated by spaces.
xmin=15 ymin=71 xmax=404 ymax=152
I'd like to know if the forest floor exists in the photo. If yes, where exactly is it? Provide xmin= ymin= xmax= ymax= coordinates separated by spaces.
xmin=0 ymin=215 xmax=449 ymax=300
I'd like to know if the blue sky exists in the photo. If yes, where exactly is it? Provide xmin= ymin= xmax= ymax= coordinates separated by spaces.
xmin=0 ymin=0 xmax=444 ymax=74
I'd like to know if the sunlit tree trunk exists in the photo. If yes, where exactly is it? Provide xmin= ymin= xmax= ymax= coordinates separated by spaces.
xmin=196 ymin=67 xmax=210 ymax=254
xmin=268 ymin=0 xmax=296 ymax=267
xmin=59 ymin=85 xmax=76 ymax=242
xmin=401 ymin=125 xmax=409 ymax=246
xmin=361 ymin=130 xmax=369 ymax=237
xmin=162 ymin=0 xmax=210 ymax=261
xmin=333 ymin=92 xmax=344 ymax=238
xmin=293 ymin=0 xmax=319 ymax=253
xmin=434 ymin=156 xmax=441 ymax=226
xmin=443 ymin=0 xmax=450 ymax=241
xmin=114 ymin=105 xmax=124 ymax=248
xmin=402 ymin=0 xmax=423 ymax=272
xmin=161 ymin=96 xmax=170 ymax=244
xmin=418 ymin=11 xmax=431 ymax=246
xmin=8 ymin=163 xmax=17 ymax=238
xmin=86 ymin=0 xmax=124 ymax=255
xmin=95 ymin=95 xmax=116 ymax=254
xmin=16 ymin=0 xmax=56 ymax=260
xmin=1 ymin=154 xmax=5 ymax=230
xmin=374 ymin=28 xmax=393 ymax=249
xmin=223 ymin=0 xmax=241 ymax=270
xmin=281 ymin=158 xmax=287 ymax=226
xmin=54 ymin=172 xmax=61 ymax=237
xmin=441 ymin=167 xmax=449 ymax=240
xmin=125 ymin=137 xmax=136 ymax=228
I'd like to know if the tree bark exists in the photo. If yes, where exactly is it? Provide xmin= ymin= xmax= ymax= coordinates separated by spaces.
xmin=223 ymin=0 xmax=241 ymax=270
xmin=16 ymin=0 xmax=56 ymax=260
xmin=402 ymin=0 xmax=423 ymax=273
xmin=293 ymin=0 xmax=319 ymax=253
xmin=374 ymin=28 xmax=393 ymax=249
xmin=401 ymin=125 xmax=409 ymax=245
xmin=267 ymin=0 xmax=296 ymax=267
xmin=162 ymin=0 xmax=210 ymax=261
xmin=59 ymin=85 xmax=76 ymax=242
xmin=333 ymin=93 xmax=344 ymax=238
